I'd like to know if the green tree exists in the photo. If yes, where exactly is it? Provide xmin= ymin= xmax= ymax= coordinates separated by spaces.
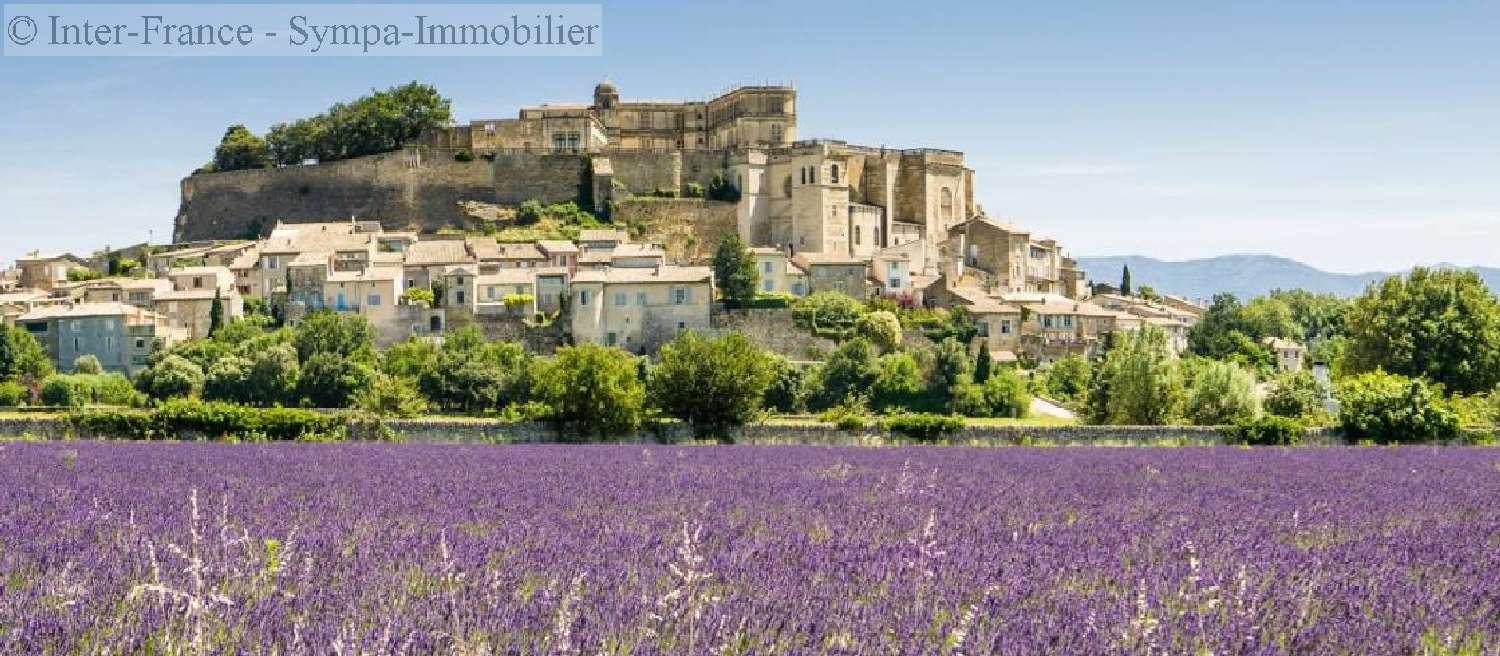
xmin=870 ymin=352 xmax=927 ymax=412
xmin=981 ymin=367 xmax=1031 ymax=418
xmin=532 ymin=344 xmax=645 ymax=438
xmin=203 ymin=356 xmax=253 ymax=404
xmin=1184 ymin=360 xmax=1260 ymax=425
xmin=1042 ymin=355 xmax=1091 ymax=402
xmin=712 ymin=233 xmax=759 ymax=305
xmin=297 ymin=353 xmax=372 ymax=408
xmin=356 ymin=373 xmax=429 ymax=418
xmin=212 ymin=124 xmax=271 ymax=172
xmin=1187 ymin=293 xmax=1276 ymax=373
xmin=1121 ymin=265 xmax=1132 ymax=296
xmin=806 ymin=337 xmax=880 ymax=410
xmin=1336 ymin=371 xmax=1459 ymax=443
xmin=1264 ymin=370 xmax=1326 ymax=420
xmin=294 ymin=311 xmax=376 ymax=365
xmin=209 ymin=288 xmax=225 ymax=337
xmin=1342 ymin=268 xmax=1500 ymax=395
xmin=1267 ymin=289 xmax=1348 ymax=343
xmin=1086 ymin=325 xmax=1184 ymax=425
xmin=932 ymin=337 xmax=973 ymax=392
xmin=244 ymin=344 xmax=300 ymax=406
xmin=265 ymin=82 xmax=451 ymax=165
xmin=0 ymin=326 xmax=53 ymax=382
xmin=418 ymin=327 xmax=527 ymax=414
xmin=648 ymin=332 xmax=774 ymax=438
xmin=138 ymin=355 xmax=205 ymax=400
xmin=706 ymin=171 xmax=742 ymax=202
xmin=856 ymin=310 xmax=903 ymax=352
xmin=762 ymin=357 xmax=804 ymax=413
xmin=973 ymin=343 xmax=993 ymax=385
xmin=381 ymin=337 xmax=439 ymax=379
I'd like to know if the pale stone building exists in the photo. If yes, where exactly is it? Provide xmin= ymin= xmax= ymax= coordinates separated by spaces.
xmin=17 ymin=302 xmax=186 ymax=376
xmin=1264 ymin=336 xmax=1307 ymax=373
xmin=569 ymin=266 xmax=713 ymax=353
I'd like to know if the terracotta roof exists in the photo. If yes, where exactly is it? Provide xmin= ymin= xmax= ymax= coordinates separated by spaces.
xmin=1263 ymin=336 xmax=1304 ymax=350
xmin=612 ymin=244 xmax=665 ymax=259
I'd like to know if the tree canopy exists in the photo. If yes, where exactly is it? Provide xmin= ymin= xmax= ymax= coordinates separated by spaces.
xmin=1342 ymin=268 xmax=1500 ymax=395
xmin=712 ymin=233 xmax=758 ymax=305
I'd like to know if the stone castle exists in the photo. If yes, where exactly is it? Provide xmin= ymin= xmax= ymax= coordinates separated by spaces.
xmin=174 ymin=81 xmax=975 ymax=271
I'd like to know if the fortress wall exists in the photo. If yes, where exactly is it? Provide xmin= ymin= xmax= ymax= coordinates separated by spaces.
xmin=613 ymin=198 xmax=737 ymax=265
xmin=679 ymin=150 xmax=732 ymax=189
xmin=605 ymin=151 xmax=681 ymax=195
xmin=174 ymin=149 xmax=494 ymax=242
xmin=492 ymin=152 xmax=591 ymax=207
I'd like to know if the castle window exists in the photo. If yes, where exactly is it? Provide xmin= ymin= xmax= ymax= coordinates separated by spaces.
xmin=830 ymin=164 xmax=840 ymax=184
xmin=800 ymin=168 xmax=806 ymax=185
xmin=770 ymin=123 xmax=783 ymax=143
xmin=940 ymin=187 xmax=955 ymax=222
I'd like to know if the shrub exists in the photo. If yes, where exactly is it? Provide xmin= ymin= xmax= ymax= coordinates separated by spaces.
xmin=41 ymin=376 xmax=82 ymax=407
xmin=1041 ymin=355 xmax=1091 ymax=403
xmin=1185 ymin=360 xmax=1260 ymax=425
xmin=72 ymin=355 xmax=103 ymax=375
xmin=70 ymin=399 xmax=344 ymax=441
xmin=1085 ymin=326 xmax=1184 ymax=426
xmin=297 ymin=353 xmax=373 ymax=408
xmin=403 ymin=287 xmax=436 ymax=307
xmin=0 ymin=381 xmax=27 ymax=406
xmin=1336 ymin=371 xmax=1459 ymax=444
xmin=792 ymin=292 xmax=866 ymax=338
xmin=882 ymin=412 xmax=964 ymax=442
xmin=819 ymin=401 xmax=868 ymax=432
xmin=354 ymin=373 xmax=428 ymax=417
xmin=454 ymin=148 xmax=475 ymax=162
xmin=856 ymin=311 xmax=902 ymax=352
xmin=138 ymin=354 xmax=205 ymax=400
xmin=1264 ymin=370 xmax=1326 ymax=419
xmin=805 ymin=338 xmax=880 ymax=411
xmin=763 ymin=358 xmax=804 ymax=413
xmin=683 ymin=182 xmax=705 ymax=198
xmin=981 ymin=368 xmax=1031 ymax=419
xmin=1445 ymin=393 xmax=1497 ymax=428
xmin=743 ymin=293 xmax=796 ymax=309
xmin=1228 ymin=415 xmax=1303 ymax=446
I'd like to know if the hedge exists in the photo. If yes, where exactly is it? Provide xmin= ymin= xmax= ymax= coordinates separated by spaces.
xmin=69 ymin=399 xmax=346 ymax=441
xmin=882 ymin=412 xmax=965 ymax=442
xmin=1227 ymin=415 xmax=1303 ymax=446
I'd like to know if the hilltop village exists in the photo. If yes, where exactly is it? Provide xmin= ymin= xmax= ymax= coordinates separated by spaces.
xmin=4 ymin=81 xmax=1216 ymax=379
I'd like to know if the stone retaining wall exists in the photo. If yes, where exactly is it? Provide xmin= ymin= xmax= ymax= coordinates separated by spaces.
xmin=3 ymin=415 xmax=1486 ymax=446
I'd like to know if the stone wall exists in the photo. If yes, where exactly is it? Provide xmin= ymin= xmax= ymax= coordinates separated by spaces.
xmin=709 ymin=308 xmax=836 ymax=361
xmin=492 ymin=151 xmax=592 ymax=207
xmin=174 ymin=149 xmax=494 ymax=241
xmin=615 ymin=198 xmax=738 ymax=264
xmin=4 ymin=415 xmax=1490 ymax=447
xmin=606 ymin=151 xmax=682 ymax=195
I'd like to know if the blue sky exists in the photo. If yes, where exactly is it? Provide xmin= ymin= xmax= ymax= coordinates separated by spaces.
xmin=2 ymin=0 xmax=1498 ymax=273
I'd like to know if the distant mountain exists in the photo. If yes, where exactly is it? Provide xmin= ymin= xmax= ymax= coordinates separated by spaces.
xmin=1074 ymin=254 xmax=1500 ymax=301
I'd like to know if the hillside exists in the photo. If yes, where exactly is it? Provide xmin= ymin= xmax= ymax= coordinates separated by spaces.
xmin=1075 ymin=254 xmax=1500 ymax=300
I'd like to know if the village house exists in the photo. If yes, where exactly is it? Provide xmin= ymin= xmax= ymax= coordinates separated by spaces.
xmin=16 ymin=253 xmax=91 ymax=292
xmin=154 ymin=266 xmax=244 ymax=339
xmin=570 ymin=266 xmax=713 ymax=352
xmin=16 ymin=302 xmax=187 ymax=376
xmin=1264 ymin=336 xmax=1307 ymax=373
xmin=75 ymin=278 xmax=172 ymax=309
xmin=793 ymin=253 xmax=869 ymax=299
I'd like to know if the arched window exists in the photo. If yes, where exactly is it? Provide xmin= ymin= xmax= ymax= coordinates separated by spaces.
xmin=831 ymin=164 xmax=840 ymax=184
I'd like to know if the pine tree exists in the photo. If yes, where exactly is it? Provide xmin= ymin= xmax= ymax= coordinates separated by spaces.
xmin=974 ymin=342 xmax=993 ymax=384
xmin=1121 ymin=265 xmax=1133 ymax=296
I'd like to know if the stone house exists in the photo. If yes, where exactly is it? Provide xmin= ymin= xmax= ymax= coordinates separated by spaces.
xmin=792 ymin=253 xmax=868 ymax=299
xmin=17 ymin=302 xmax=186 ymax=376
xmin=156 ymin=266 xmax=244 ymax=339
xmin=1264 ymin=336 xmax=1306 ymax=373
xmin=569 ymin=266 xmax=713 ymax=353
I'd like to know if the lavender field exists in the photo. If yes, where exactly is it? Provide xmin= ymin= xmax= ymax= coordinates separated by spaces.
xmin=2 ymin=443 xmax=1497 ymax=654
